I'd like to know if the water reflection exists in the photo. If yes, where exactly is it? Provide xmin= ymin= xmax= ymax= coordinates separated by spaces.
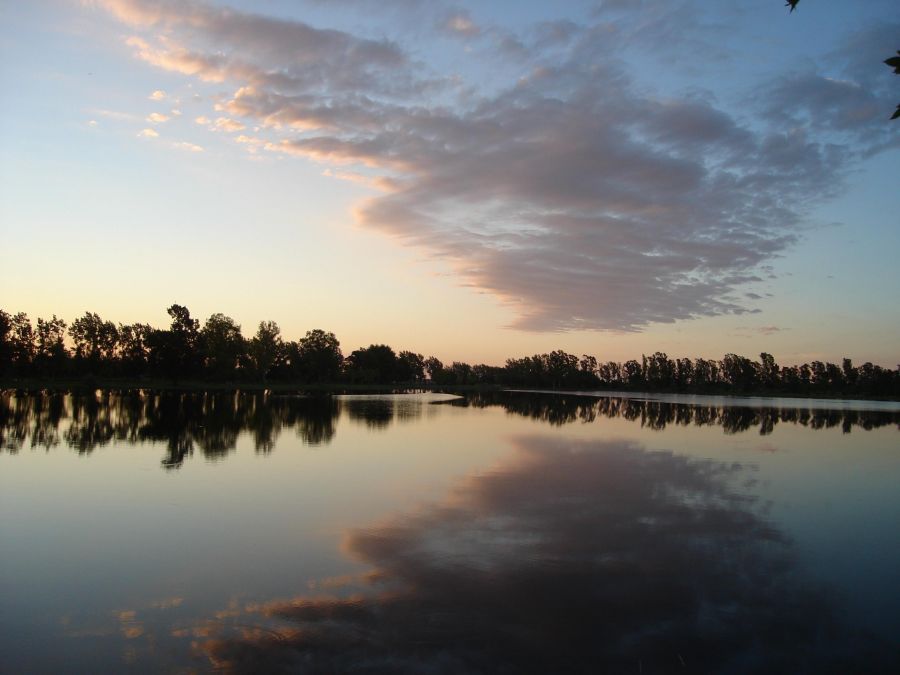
xmin=2 ymin=391 xmax=897 ymax=467
xmin=0 ymin=391 xmax=340 ymax=468
xmin=197 ymin=435 xmax=895 ymax=673
xmin=464 ymin=391 xmax=900 ymax=434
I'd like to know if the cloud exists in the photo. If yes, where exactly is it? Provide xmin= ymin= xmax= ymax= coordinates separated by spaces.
xmin=149 ymin=89 xmax=166 ymax=100
xmin=757 ymin=325 xmax=784 ymax=335
xmin=758 ymin=21 xmax=900 ymax=154
xmin=213 ymin=116 xmax=245 ymax=132
xmin=146 ymin=112 xmax=170 ymax=123
xmin=105 ymin=0 xmax=412 ymax=95
xmin=194 ymin=115 xmax=211 ymax=125
xmin=733 ymin=324 xmax=788 ymax=338
xmin=93 ymin=108 xmax=140 ymax=122
xmin=94 ymin=0 xmax=894 ymax=332
xmin=438 ymin=9 xmax=480 ymax=38
xmin=137 ymin=128 xmax=158 ymax=137
xmin=172 ymin=141 xmax=204 ymax=152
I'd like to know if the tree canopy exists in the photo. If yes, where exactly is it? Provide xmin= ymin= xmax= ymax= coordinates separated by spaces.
xmin=1 ymin=305 xmax=897 ymax=399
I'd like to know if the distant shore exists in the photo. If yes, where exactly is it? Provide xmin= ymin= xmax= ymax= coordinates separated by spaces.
xmin=0 ymin=376 xmax=497 ymax=395
xmin=2 ymin=377 xmax=898 ymax=403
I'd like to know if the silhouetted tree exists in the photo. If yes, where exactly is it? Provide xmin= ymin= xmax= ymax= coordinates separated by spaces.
xmin=759 ymin=352 xmax=779 ymax=389
xmin=448 ymin=361 xmax=473 ymax=385
xmin=545 ymin=350 xmax=580 ymax=388
xmin=3 ymin=305 xmax=898 ymax=398
xmin=345 ymin=344 xmax=399 ymax=384
xmin=201 ymin=313 xmax=245 ymax=380
xmin=0 ymin=310 xmax=12 ymax=375
xmin=295 ymin=329 xmax=343 ymax=382
xmin=599 ymin=361 xmax=621 ymax=386
xmin=644 ymin=352 xmax=674 ymax=388
xmin=623 ymin=359 xmax=643 ymax=387
xmin=9 ymin=312 xmax=35 ymax=375
xmin=842 ymin=358 xmax=857 ymax=389
xmin=579 ymin=354 xmax=598 ymax=386
xmin=248 ymin=321 xmax=282 ymax=383
xmin=117 ymin=323 xmax=152 ymax=377
xmin=144 ymin=305 xmax=202 ymax=381
xmin=69 ymin=312 xmax=118 ymax=374
xmin=35 ymin=316 xmax=68 ymax=376
xmin=721 ymin=354 xmax=758 ymax=391
xmin=675 ymin=358 xmax=693 ymax=390
xmin=396 ymin=351 xmax=426 ymax=383
xmin=424 ymin=356 xmax=445 ymax=382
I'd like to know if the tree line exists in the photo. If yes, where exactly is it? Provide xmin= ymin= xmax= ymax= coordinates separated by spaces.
xmin=1 ymin=304 xmax=897 ymax=398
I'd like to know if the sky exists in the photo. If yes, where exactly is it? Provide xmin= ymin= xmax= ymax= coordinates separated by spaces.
xmin=1 ymin=0 xmax=898 ymax=366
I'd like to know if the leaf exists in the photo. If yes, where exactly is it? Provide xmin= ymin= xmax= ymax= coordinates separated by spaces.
xmin=885 ymin=54 xmax=900 ymax=75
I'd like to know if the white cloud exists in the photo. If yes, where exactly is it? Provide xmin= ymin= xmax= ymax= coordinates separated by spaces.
xmin=214 ymin=116 xmax=245 ymax=132
xmin=149 ymin=89 xmax=166 ymax=100
xmin=172 ymin=141 xmax=204 ymax=152
xmin=194 ymin=115 xmax=211 ymax=125
xmin=146 ymin=112 xmax=170 ymax=123
xmin=137 ymin=128 xmax=158 ymax=138
xmin=94 ymin=108 xmax=139 ymax=122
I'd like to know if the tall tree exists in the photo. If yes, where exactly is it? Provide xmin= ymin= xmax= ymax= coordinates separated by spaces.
xmin=396 ymin=351 xmax=425 ymax=383
xmin=345 ymin=344 xmax=398 ymax=384
xmin=248 ymin=321 xmax=282 ymax=383
xmin=0 ymin=310 xmax=14 ymax=375
xmin=296 ymin=329 xmax=343 ymax=383
xmin=69 ymin=312 xmax=118 ymax=372
xmin=36 ymin=316 xmax=68 ymax=376
xmin=721 ymin=354 xmax=758 ymax=391
xmin=201 ymin=313 xmax=245 ymax=380
xmin=424 ymin=356 xmax=446 ymax=383
xmin=118 ymin=323 xmax=152 ymax=376
xmin=9 ymin=312 xmax=35 ymax=375
xmin=759 ymin=353 xmax=779 ymax=388
xmin=167 ymin=304 xmax=201 ymax=377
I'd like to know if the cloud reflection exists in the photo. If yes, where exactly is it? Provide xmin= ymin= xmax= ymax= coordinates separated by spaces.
xmin=199 ymin=435 xmax=895 ymax=673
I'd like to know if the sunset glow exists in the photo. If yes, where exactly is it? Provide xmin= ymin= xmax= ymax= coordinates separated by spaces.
xmin=1 ymin=0 xmax=898 ymax=365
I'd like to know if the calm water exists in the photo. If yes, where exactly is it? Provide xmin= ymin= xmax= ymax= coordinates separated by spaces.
xmin=1 ymin=391 xmax=899 ymax=674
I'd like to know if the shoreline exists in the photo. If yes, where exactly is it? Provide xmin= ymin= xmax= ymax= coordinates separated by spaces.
xmin=2 ymin=377 xmax=898 ymax=403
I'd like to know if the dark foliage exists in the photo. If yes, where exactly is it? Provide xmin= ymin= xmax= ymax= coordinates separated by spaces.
xmin=1 ymin=306 xmax=898 ymax=398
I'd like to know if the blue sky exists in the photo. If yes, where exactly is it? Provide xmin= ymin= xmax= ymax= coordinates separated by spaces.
xmin=1 ymin=0 xmax=898 ymax=365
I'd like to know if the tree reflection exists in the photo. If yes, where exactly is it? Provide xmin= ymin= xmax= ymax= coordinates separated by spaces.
xmin=2 ymin=391 xmax=897 ymax=467
xmin=0 ymin=391 xmax=67 ymax=451
xmin=466 ymin=391 xmax=900 ymax=434
xmin=0 ymin=392 xmax=340 ymax=468
xmin=200 ymin=436 xmax=896 ymax=673
xmin=342 ymin=398 xmax=396 ymax=429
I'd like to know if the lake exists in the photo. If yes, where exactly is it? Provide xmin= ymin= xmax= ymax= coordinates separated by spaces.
xmin=2 ymin=390 xmax=899 ymax=673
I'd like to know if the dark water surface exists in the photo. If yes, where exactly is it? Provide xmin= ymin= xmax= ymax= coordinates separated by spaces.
xmin=2 ymin=391 xmax=898 ymax=673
